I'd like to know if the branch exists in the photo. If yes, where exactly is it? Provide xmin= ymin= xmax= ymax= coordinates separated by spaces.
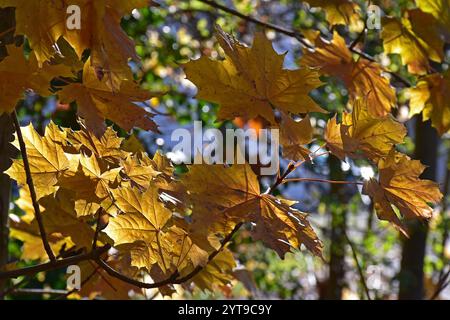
xmin=0 ymin=245 xmax=110 ymax=280
xmin=197 ymin=0 xmax=412 ymax=88
xmin=344 ymin=231 xmax=372 ymax=300
xmin=197 ymin=0 xmax=313 ymax=48
xmin=11 ymin=110 xmax=56 ymax=262
xmin=95 ymin=222 xmax=244 ymax=288
xmin=283 ymin=177 xmax=364 ymax=185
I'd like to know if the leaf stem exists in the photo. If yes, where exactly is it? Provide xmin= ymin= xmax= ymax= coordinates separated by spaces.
xmin=11 ymin=110 xmax=56 ymax=262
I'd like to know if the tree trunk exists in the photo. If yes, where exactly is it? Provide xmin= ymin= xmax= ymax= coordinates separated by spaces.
xmin=398 ymin=117 xmax=439 ymax=299
xmin=0 ymin=113 xmax=15 ymax=298
xmin=324 ymin=156 xmax=347 ymax=299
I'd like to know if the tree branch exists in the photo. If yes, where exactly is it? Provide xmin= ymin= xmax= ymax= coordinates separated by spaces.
xmin=197 ymin=0 xmax=313 ymax=49
xmin=283 ymin=178 xmax=364 ymax=185
xmin=95 ymin=222 xmax=244 ymax=289
xmin=0 ymin=245 xmax=110 ymax=280
xmin=11 ymin=110 xmax=56 ymax=262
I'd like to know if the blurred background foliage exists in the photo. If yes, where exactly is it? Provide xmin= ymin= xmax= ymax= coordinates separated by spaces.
xmin=3 ymin=0 xmax=449 ymax=300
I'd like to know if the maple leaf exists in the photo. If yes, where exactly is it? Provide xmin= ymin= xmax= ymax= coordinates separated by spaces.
xmin=38 ymin=189 xmax=97 ymax=249
xmin=381 ymin=15 xmax=443 ymax=75
xmin=58 ymin=153 xmax=121 ymax=201
xmin=0 ymin=45 xmax=71 ymax=113
xmin=58 ymin=59 xmax=159 ymax=136
xmin=183 ymin=26 xmax=324 ymax=124
xmin=191 ymin=248 xmax=236 ymax=292
xmin=363 ymin=151 xmax=443 ymax=236
xmin=103 ymin=186 xmax=207 ymax=273
xmin=301 ymin=31 xmax=396 ymax=116
xmin=63 ymin=125 xmax=127 ymax=163
xmin=9 ymin=206 xmax=74 ymax=262
xmin=1 ymin=0 xmax=153 ymax=90
xmin=416 ymin=0 xmax=450 ymax=42
xmin=279 ymin=113 xmax=313 ymax=162
xmin=181 ymin=163 xmax=323 ymax=258
xmin=325 ymin=98 xmax=406 ymax=162
xmin=120 ymin=153 xmax=160 ymax=190
xmin=6 ymin=122 xmax=70 ymax=199
xmin=405 ymin=71 xmax=450 ymax=135
xmin=304 ymin=0 xmax=361 ymax=27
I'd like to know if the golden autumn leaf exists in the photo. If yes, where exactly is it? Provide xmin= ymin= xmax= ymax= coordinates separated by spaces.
xmin=38 ymin=189 xmax=97 ymax=249
xmin=191 ymin=248 xmax=236 ymax=292
xmin=381 ymin=15 xmax=443 ymax=75
xmin=0 ymin=45 xmax=71 ymax=113
xmin=120 ymin=153 xmax=160 ymax=190
xmin=405 ymin=71 xmax=450 ymax=135
xmin=301 ymin=31 xmax=396 ymax=116
xmin=9 ymin=214 xmax=74 ymax=262
xmin=183 ymin=26 xmax=324 ymax=124
xmin=58 ymin=60 xmax=158 ymax=136
xmin=279 ymin=113 xmax=313 ymax=162
xmin=63 ymin=125 xmax=127 ymax=163
xmin=304 ymin=0 xmax=361 ymax=27
xmin=416 ymin=0 xmax=450 ymax=42
xmin=104 ymin=186 xmax=207 ymax=274
xmin=325 ymin=99 xmax=406 ymax=162
xmin=1 ymin=0 xmax=153 ymax=89
xmin=363 ymin=151 xmax=443 ymax=236
xmin=6 ymin=122 xmax=70 ymax=199
xmin=181 ymin=163 xmax=323 ymax=258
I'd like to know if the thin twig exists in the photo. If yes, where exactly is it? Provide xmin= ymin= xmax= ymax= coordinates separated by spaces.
xmin=283 ymin=177 xmax=364 ymax=185
xmin=430 ymin=268 xmax=450 ymax=300
xmin=92 ymin=208 xmax=103 ymax=250
xmin=197 ymin=0 xmax=313 ymax=48
xmin=12 ymin=288 xmax=69 ymax=295
xmin=344 ymin=231 xmax=372 ymax=300
xmin=267 ymin=162 xmax=296 ymax=193
xmin=11 ymin=110 xmax=56 ymax=262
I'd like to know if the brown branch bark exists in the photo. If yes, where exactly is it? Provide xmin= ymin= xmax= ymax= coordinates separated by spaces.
xmin=95 ymin=222 xmax=244 ymax=289
xmin=11 ymin=110 xmax=56 ymax=262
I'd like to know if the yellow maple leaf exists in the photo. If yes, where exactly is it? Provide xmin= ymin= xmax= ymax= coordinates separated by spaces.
xmin=103 ymin=186 xmax=205 ymax=273
xmin=58 ymin=60 xmax=158 ymax=136
xmin=0 ymin=45 xmax=71 ymax=113
xmin=181 ymin=163 xmax=323 ymax=258
xmin=301 ymin=31 xmax=396 ymax=116
xmin=279 ymin=113 xmax=313 ymax=162
xmin=63 ymin=125 xmax=127 ymax=163
xmin=191 ymin=248 xmax=236 ymax=292
xmin=1 ymin=0 xmax=152 ymax=90
xmin=363 ymin=151 xmax=443 ymax=236
xmin=183 ymin=26 xmax=324 ymax=124
xmin=381 ymin=14 xmax=443 ymax=75
xmin=38 ymin=189 xmax=97 ymax=249
xmin=405 ymin=71 xmax=450 ymax=135
xmin=416 ymin=0 xmax=450 ymax=42
xmin=325 ymin=98 xmax=406 ymax=162
xmin=304 ymin=0 xmax=361 ymax=28
xmin=6 ymin=122 xmax=70 ymax=199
